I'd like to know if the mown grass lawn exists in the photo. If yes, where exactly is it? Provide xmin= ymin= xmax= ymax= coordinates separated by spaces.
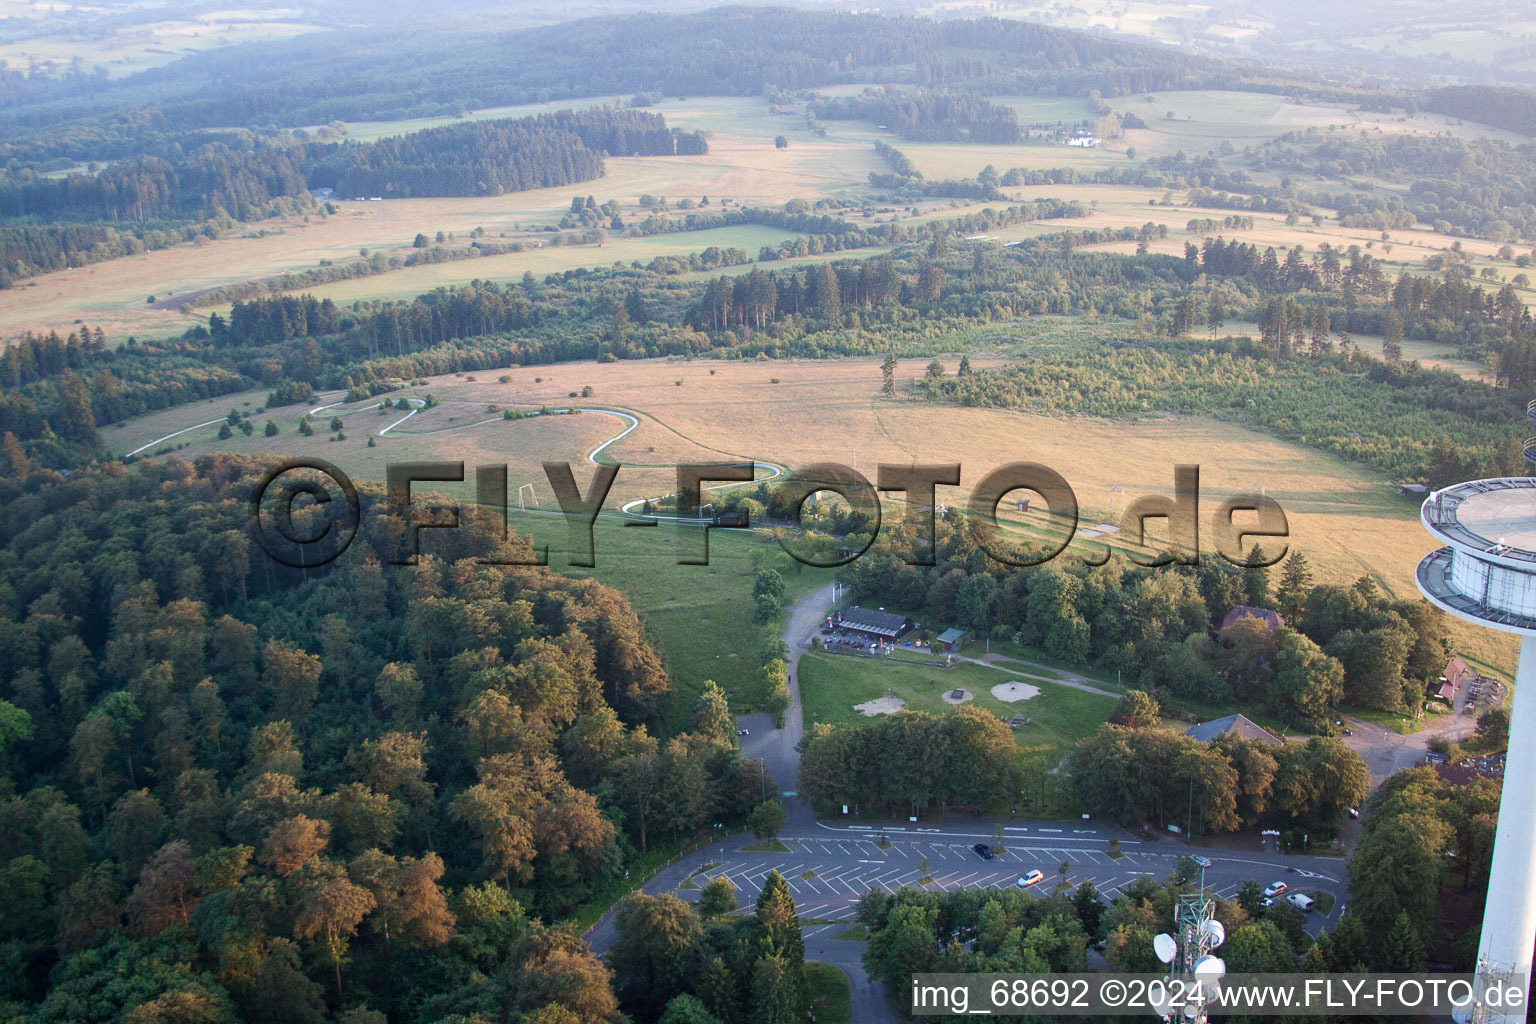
xmin=801 ymin=962 xmax=852 ymax=1024
xmin=509 ymin=510 xmax=833 ymax=733
xmin=796 ymin=651 xmax=1114 ymax=763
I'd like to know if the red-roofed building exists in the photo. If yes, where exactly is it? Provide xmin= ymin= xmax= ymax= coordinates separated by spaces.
xmin=1429 ymin=657 xmax=1471 ymax=703
xmin=1220 ymin=605 xmax=1285 ymax=632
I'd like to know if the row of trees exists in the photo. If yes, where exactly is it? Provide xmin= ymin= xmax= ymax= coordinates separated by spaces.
xmin=1071 ymin=725 xmax=1369 ymax=835
xmin=796 ymin=706 xmax=1018 ymax=817
xmin=808 ymin=86 xmax=1022 ymax=143
xmin=858 ymin=869 xmax=1397 ymax=1017
xmin=307 ymin=109 xmax=707 ymax=199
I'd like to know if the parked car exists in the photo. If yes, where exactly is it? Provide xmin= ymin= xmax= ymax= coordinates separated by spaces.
xmin=972 ymin=843 xmax=995 ymax=860
xmin=1347 ymin=807 xmax=1360 ymax=819
xmin=738 ymin=729 xmax=749 ymax=736
xmin=1016 ymin=869 xmax=1044 ymax=888
xmin=1259 ymin=896 xmax=1275 ymax=908
xmin=1192 ymin=855 xmax=1212 ymax=868
xmin=1263 ymin=881 xmax=1288 ymax=898
xmin=1287 ymin=892 xmax=1316 ymax=913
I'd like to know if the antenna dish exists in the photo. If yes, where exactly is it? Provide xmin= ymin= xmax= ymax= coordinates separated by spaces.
xmin=1153 ymin=933 xmax=1178 ymax=963
xmin=1202 ymin=919 xmax=1226 ymax=949
xmin=1192 ymin=954 xmax=1226 ymax=979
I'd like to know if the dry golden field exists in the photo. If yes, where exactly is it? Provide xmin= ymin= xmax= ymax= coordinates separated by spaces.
xmin=6 ymin=86 xmax=1529 ymax=342
xmin=119 ymin=361 xmax=1465 ymax=600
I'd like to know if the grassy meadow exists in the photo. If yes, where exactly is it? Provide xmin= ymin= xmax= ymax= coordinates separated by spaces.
xmin=797 ymin=651 xmax=1117 ymax=764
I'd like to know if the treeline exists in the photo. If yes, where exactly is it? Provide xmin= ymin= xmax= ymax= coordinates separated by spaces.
xmin=796 ymin=706 xmax=1017 ymax=817
xmin=1348 ymin=764 xmax=1499 ymax=972
xmin=808 ymin=86 xmax=1021 ymax=143
xmin=1426 ymin=84 xmax=1536 ymax=136
xmin=858 ymin=870 xmax=1416 ymax=1019
xmin=1073 ymin=725 xmax=1369 ymax=836
xmin=1281 ymin=133 xmax=1536 ymax=242
xmin=0 ymin=140 xmax=309 ymax=223
xmin=0 ymin=329 xmax=250 ymax=468
xmin=832 ymin=495 xmax=1451 ymax=716
xmin=307 ymin=109 xmax=707 ymax=199
xmin=924 ymin=337 xmax=1528 ymax=486
xmin=0 ymin=218 xmax=244 ymax=289
xmin=0 ymin=109 xmax=703 ymax=285
xmin=0 ymin=454 xmax=761 ymax=1019
xmin=6 ymin=226 xmax=1526 ymax=483
xmin=0 ymin=140 xmax=312 ymax=283
xmin=4 ymin=9 xmax=1241 ymax=136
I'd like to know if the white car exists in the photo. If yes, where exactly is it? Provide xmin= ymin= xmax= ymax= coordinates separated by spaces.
xmin=1192 ymin=855 xmax=1212 ymax=868
xmin=1263 ymin=881 xmax=1288 ymax=898
xmin=1016 ymin=869 xmax=1044 ymax=888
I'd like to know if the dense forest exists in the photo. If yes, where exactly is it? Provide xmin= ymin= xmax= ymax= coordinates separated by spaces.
xmin=0 ymin=454 xmax=768 ymax=1021
xmin=0 ymin=108 xmax=702 ymax=284
xmin=1266 ymin=132 xmax=1536 ymax=243
xmin=807 ymin=87 xmax=1022 ymax=143
xmin=307 ymin=110 xmax=707 ymax=199
xmin=0 ymin=10 xmax=1244 ymax=142
xmin=1425 ymin=84 xmax=1536 ymax=136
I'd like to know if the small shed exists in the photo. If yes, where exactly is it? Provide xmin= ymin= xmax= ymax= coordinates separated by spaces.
xmin=934 ymin=627 xmax=966 ymax=652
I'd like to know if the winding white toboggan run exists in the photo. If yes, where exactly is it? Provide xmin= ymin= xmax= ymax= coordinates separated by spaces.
xmin=126 ymin=392 xmax=782 ymax=527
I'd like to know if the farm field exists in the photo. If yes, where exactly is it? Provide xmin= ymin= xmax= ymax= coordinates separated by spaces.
xmin=0 ymin=4 xmax=324 ymax=77
xmin=118 ymin=347 xmax=1519 ymax=678
xmin=268 ymin=225 xmax=805 ymax=305
xmin=4 ymin=80 xmax=1527 ymax=343
xmin=797 ymin=651 xmax=1117 ymax=764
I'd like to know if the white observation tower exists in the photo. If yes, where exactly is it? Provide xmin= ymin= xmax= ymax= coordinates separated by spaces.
xmin=1417 ymin=475 xmax=1536 ymax=992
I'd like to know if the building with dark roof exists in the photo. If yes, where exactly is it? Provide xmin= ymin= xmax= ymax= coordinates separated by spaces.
xmin=934 ymin=627 xmax=966 ymax=652
xmin=1184 ymin=713 xmax=1283 ymax=747
xmin=1220 ymin=605 xmax=1285 ymax=632
xmin=832 ymin=606 xmax=913 ymax=641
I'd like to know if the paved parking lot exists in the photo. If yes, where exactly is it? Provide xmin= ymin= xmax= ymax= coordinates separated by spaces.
xmin=671 ymin=826 xmax=1346 ymax=938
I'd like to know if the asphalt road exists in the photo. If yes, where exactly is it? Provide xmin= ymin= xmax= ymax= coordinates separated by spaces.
xmin=737 ymin=580 xmax=838 ymax=829
xmin=586 ymin=820 xmax=1349 ymax=1023
xmin=588 ymin=585 xmax=1354 ymax=1023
